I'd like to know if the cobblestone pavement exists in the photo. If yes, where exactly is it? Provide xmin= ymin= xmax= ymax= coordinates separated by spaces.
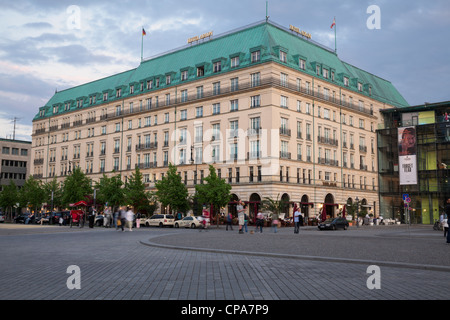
xmin=0 ymin=223 xmax=448 ymax=304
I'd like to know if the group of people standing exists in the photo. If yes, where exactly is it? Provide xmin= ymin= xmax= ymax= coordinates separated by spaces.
xmin=100 ymin=206 xmax=136 ymax=232
xmin=231 ymin=200 xmax=304 ymax=234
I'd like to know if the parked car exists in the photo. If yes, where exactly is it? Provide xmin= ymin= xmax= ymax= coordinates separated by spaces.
xmin=145 ymin=214 xmax=175 ymax=227
xmin=0 ymin=214 xmax=4 ymax=223
xmin=94 ymin=215 xmax=104 ymax=226
xmin=318 ymin=217 xmax=349 ymax=230
xmin=174 ymin=216 xmax=202 ymax=229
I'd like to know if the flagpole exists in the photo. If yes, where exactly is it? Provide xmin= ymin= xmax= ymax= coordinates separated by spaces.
xmin=141 ymin=26 xmax=144 ymax=62
xmin=334 ymin=17 xmax=337 ymax=54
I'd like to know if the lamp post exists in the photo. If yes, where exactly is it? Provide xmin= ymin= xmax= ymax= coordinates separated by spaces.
xmin=355 ymin=196 xmax=359 ymax=228
xmin=190 ymin=145 xmax=198 ymax=216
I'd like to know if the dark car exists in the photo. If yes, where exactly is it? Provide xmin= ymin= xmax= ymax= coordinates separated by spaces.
xmin=318 ymin=217 xmax=349 ymax=230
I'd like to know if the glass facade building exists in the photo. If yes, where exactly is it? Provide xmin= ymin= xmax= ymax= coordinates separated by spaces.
xmin=377 ymin=101 xmax=450 ymax=224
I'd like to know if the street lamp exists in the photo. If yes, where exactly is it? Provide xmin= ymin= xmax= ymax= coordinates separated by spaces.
xmin=190 ymin=145 xmax=198 ymax=215
xmin=355 ymin=196 xmax=359 ymax=228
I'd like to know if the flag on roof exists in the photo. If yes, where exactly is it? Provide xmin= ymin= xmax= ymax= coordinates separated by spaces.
xmin=142 ymin=28 xmax=147 ymax=36
xmin=330 ymin=18 xmax=336 ymax=29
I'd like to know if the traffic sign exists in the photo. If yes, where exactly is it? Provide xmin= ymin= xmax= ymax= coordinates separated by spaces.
xmin=402 ymin=194 xmax=409 ymax=201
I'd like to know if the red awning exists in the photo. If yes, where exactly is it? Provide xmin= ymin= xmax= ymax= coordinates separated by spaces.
xmin=70 ymin=200 xmax=88 ymax=207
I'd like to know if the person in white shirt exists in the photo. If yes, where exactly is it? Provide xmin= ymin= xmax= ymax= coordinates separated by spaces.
xmin=125 ymin=207 xmax=134 ymax=232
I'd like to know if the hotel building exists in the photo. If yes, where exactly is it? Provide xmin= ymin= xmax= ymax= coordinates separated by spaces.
xmin=31 ymin=20 xmax=409 ymax=219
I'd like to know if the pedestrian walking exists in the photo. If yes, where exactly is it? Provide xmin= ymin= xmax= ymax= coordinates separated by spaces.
xmin=237 ymin=200 xmax=245 ymax=234
xmin=114 ymin=209 xmax=119 ymax=230
xmin=226 ymin=212 xmax=233 ymax=231
xmin=244 ymin=211 xmax=248 ymax=233
xmin=119 ymin=206 xmax=126 ymax=232
xmin=271 ymin=212 xmax=279 ymax=233
xmin=103 ymin=206 xmax=111 ymax=228
xmin=294 ymin=204 xmax=301 ymax=234
xmin=88 ymin=206 xmax=95 ymax=228
xmin=125 ymin=207 xmax=134 ymax=231
xmin=136 ymin=212 xmax=141 ymax=229
xmin=255 ymin=210 xmax=264 ymax=233
xmin=443 ymin=215 xmax=448 ymax=238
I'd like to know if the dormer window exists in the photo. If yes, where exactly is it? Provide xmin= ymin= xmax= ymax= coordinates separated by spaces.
xmin=103 ymin=92 xmax=108 ymax=101
xmin=197 ymin=66 xmax=204 ymax=77
xmin=146 ymin=80 xmax=152 ymax=90
xmin=344 ymin=77 xmax=349 ymax=87
xmin=323 ymin=69 xmax=329 ymax=79
xmin=316 ymin=65 xmax=321 ymax=76
xmin=358 ymin=83 xmax=363 ymax=91
xmin=280 ymin=51 xmax=287 ymax=63
xmin=181 ymin=70 xmax=188 ymax=81
xmin=213 ymin=61 xmax=221 ymax=73
xmin=166 ymin=75 xmax=171 ymax=85
xmin=116 ymin=88 xmax=122 ymax=98
xmin=251 ymin=50 xmax=260 ymax=63
xmin=231 ymin=56 xmax=239 ymax=68
xmin=299 ymin=59 xmax=306 ymax=70
xmin=53 ymin=106 xmax=58 ymax=114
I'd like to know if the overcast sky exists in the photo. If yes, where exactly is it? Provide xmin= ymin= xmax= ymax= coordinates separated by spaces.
xmin=0 ymin=0 xmax=449 ymax=141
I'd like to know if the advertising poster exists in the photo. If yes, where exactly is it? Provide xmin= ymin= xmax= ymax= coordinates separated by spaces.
xmin=398 ymin=127 xmax=418 ymax=185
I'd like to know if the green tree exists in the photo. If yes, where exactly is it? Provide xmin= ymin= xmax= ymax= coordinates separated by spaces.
xmin=0 ymin=180 xmax=18 ymax=221
xmin=95 ymin=173 xmax=124 ymax=212
xmin=18 ymin=176 xmax=45 ymax=215
xmin=195 ymin=165 xmax=231 ymax=225
xmin=43 ymin=178 xmax=63 ymax=211
xmin=62 ymin=167 xmax=92 ymax=207
xmin=262 ymin=194 xmax=288 ymax=219
xmin=155 ymin=163 xmax=189 ymax=214
xmin=124 ymin=168 xmax=149 ymax=212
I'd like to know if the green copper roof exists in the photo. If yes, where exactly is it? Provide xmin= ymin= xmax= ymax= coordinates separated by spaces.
xmin=34 ymin=20 xmax=409 ymax=121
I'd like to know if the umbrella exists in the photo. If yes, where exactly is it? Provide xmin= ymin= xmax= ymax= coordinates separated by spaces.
xmin=70 ymin=200 xmax=88 ymax=207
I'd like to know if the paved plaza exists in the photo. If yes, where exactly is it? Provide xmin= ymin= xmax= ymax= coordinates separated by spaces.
xmin=0 ymin=223 xmax=448 ymax=305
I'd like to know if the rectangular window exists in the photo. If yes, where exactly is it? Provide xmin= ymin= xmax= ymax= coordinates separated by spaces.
xmin=181 ymin=90 xmax=188 ymax=103
xmin=213 ymin=61 xmax=221 ymax=73
xmin=231 ymin=56 xmax=239 ymax=68
xmin=280 ymin=51 xmax=287 ymax=63
xmin=180 ymin=109 xmax=187 ymax=121
xmin=181 ymin=70 xmax=188 ymax=81
xmin=196 ymin=106 xmax=203 ymax=118
xmin=251 ymin=51 xmax=260 ymax=63
xmin=230 ymin=99 xmax=238 ymax=112
xmin=212 ymin=103 xmax=220 ymax=115
xmin=213 ymin=82 xmax=220 ymax=95
xmin=197 ymin=66 xmax=204 ymax=77
xmin=231 ymin=78 xmax=239 ymax=92
xmin=299 ymin=59 xmax=306 ymax=70
xmin=250 ymin=95 xmax=260 ymax=108
xmin=251 ymin=72 xmax=260 ymax=87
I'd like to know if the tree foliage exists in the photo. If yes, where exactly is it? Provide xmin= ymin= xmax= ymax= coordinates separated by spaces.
xmin=155 ymin=163 xmax=189 ymax=214
xmin=61 ymin=167 xmax=92 ymax=206
xmin=0 ymin=180 xmax=18 ymax=221
xmin=195 ymin=165 xmax=231 ymax=216
xmin=95 ymin=173 xmax=124 ymax=211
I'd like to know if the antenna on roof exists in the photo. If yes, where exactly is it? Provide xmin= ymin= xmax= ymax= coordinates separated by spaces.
xmin=266 ymin=1 xmax=269 ymax=21
xmin=10 ymin=117 xmax=20 ymax=140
